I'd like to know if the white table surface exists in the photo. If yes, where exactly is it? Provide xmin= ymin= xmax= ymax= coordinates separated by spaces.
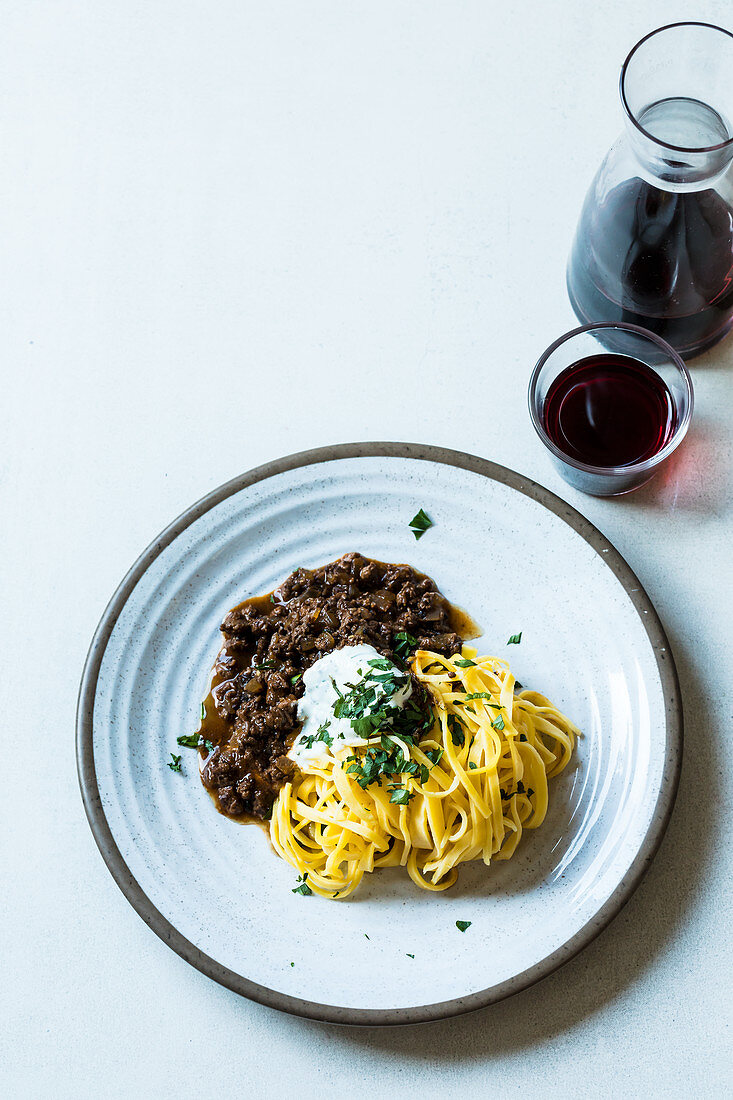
xmin=2 ymin=2 xmax=732 ymax=1096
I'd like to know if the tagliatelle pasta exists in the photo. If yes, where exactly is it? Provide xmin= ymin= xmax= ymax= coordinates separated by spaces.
xmin=270 ymin=647 xmax=578 ymax=898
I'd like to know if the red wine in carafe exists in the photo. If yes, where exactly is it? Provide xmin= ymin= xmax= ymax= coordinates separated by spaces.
xmin=568 ymin=99 xmax=733 ymax=358
xmin=542 ymin=354 xmax=677 ymax=467
xmin=568 ymin=182 xmax=733 ymax=356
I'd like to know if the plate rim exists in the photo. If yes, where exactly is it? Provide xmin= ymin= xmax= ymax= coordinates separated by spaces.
xmin=76 ymin=441 xmax=683 ymax=1025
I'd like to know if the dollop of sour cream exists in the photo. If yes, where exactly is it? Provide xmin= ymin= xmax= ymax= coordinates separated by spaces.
xmin=288 ymin=643 xmax=412 ymax=768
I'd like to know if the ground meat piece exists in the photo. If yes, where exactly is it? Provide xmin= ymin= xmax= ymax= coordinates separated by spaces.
xmin=273 ymin=755 xmax=296 ymax=779
xmin=359 ymin=561 xmax=380 ymax=585
xmin=212 ymin=678 xmax=242 ymax=720
xmin=217 ymin=785 xmax=244 ymax=816
xmin=396 ymin=583 xmax=419 ymax=609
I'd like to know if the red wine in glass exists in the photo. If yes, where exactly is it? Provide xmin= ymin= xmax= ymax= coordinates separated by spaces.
xmin=542 ymin=353 xmax=677 ymax=468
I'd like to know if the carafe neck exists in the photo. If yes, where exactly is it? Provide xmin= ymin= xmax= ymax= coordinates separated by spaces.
xmin=625 ymin=101 xmax=733 ymax=191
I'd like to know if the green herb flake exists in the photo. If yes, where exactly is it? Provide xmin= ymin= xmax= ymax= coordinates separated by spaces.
xmin=290 ymin=961 xmax=294 ymax=967
xmin=447 ymin=714 xmax=465 ymax=748
xmin=389 ymin=787 xmax=413 ymax=805
xmin=200 ymin=702 xmax=206 ymax=721
xmin=269 ymin=593 xmax=276 ymax=603
xmin=468 ymin=762 xmax=478 ymax=770
xmin=300 ymin=721 xmax=334 ymax=749
xmin=455 ymin=920 xmax=472 ymax=933
xmin=491 ymin=713 xmax=506 ymax=732
xmin=177 ymin=733 xmax=214 ymax=752
xmin=393 ymin=630 xmax=418 ymax=661
xmin=291 ymin=673 xmax=303 ymax=684
xmin=368 ymin=658 xmax=394 ymax=671
xmin=507 ymin=632 xmax=522 ymax=645
xmin=166 ymin=753 xmax=182 ymax=772
xmin=364 ymin=933 xmax=370 ymax=939
xmin=406 ymin=953 xmax=415 ymax=959
xmin=292 ymin=874 xmax=313 ymax=896
xmin=425 ymin=747 xmax=444 ymax=766
xmin=409 ymin=508 xmax=433 ymax=540
xmin=454 ymin=657 xmax=477 ymax=668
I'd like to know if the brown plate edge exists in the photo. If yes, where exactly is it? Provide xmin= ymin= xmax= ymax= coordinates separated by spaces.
xmin=75 ymin=441 xmax=683 ymax=1026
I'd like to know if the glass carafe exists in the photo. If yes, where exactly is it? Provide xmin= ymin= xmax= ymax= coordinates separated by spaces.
xmin=567 ymin=22 xmax=733 ymax=360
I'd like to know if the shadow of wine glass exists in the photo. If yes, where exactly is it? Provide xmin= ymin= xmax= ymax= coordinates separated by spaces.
xmin=275 ymin=624 xmax=714 ymax=1058
xmin=616 ymin=413 xmax=731 ymax=517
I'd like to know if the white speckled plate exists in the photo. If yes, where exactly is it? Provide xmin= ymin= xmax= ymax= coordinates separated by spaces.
xmin=77 ymin=444 xmax=681 ymax=1024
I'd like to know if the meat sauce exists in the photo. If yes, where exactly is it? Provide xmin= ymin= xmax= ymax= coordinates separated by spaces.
xmin=193 ymin=553 xmax=479 ymax=823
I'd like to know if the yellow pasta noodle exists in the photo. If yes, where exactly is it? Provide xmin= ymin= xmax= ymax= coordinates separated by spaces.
xmin=270 ymin=647 xmax=578 ymax=898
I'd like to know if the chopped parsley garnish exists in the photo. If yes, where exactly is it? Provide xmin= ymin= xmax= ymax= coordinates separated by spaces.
xmin=331 ymin=659 xmax=434 ymax=793
xmin=454 ymin=657 xmax=476 ymax=668
xmin=425 ymin=747 xmax=444 ymax=766
xmin=292 ymin=875 xmax=312 ymax=896
xmin=514 ymin=680 xmax=524 ymax=692
xmin=409 ymin=508 xmax=433 ymax=540
xmin=300 ymin=720 xmax=334 ymax=749
xmin=447 ymin=714 xmax=465 ymax=747
xmin=507 ymin=632 xmax=522 ymax=645
xmin=290 ymin=962 xmax=295 ymax=967
xmin=389 ymin=787 xmax=413 ymax=805
xmin=462 ymin=692 xmax=496 ymax=701
xmin=468 ymin=762 xmax=478 ymax=770
xmin=177 ymin=733 xmax=215 ymax=751
xmin=393 ymin=631 xmax=418 ymax=662
xmin=166 ymin=753 xmax=182 ymax=772
xmin=291 ymin=672 xmax=303 ymax=684
xmin=406 ymin=953 xmax=415 ymax=959
xmin=269 ymin=593 xmax=276 ymax=603
xmin=334 ymin=664 xmax=429 ymax=742
xmin=364 ymin=933 xmax=370 ymax=939
xmin=491 ymin=714 xmax=505 ymax=732
xmin=253 ymin=660 xmax=276 ymax=670
xmin=455 ymin=920 xmax=472 ymax=932
xmin=200 ymin=702 xmax=206 ymax=721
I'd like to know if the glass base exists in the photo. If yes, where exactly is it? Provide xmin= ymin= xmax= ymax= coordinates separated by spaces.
xmin=550 ymin=453 xmax=657 ymax=497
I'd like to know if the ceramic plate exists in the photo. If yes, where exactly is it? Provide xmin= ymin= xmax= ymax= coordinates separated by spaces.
xmin=77 ymin=444 xmax=681 ymax=1024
